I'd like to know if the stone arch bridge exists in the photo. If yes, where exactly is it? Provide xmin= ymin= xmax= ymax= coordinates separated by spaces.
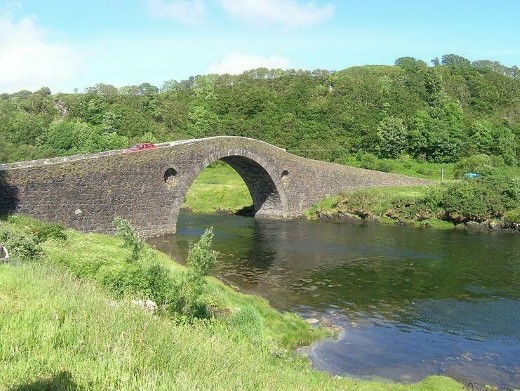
xmin=0 ymin=136 xmax=427 ymax=236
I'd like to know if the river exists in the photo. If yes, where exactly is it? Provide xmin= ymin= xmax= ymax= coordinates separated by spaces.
xmin=148 ymin=212 xmax=520 ymax=389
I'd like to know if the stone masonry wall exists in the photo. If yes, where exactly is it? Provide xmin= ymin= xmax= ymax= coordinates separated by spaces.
xmin=0 ymin=136 xmax=429 ymax=236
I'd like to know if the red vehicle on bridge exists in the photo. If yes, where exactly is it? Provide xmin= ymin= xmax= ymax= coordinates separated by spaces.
xmin=124 ymin=143 xmax=157 ymax=153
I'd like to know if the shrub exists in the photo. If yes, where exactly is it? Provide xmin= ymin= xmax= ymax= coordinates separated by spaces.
xmin=504 ymin=178 xmax=520 ymax=203
xmin=32 ymin=222 xmax=67 ymax=242
xmin=453 ymin=154 xmax=494 ymax=178
xmin=356 ymin=152 xmax=379 ymax=170
xmin=96 ymin=263 xmax=144 ymax=298
xmin=144 ymin=263 xmax=175 ymax=305
xmin=376 ymin=116 xmax=408 ymax=159
xmin=92 ymin=259 xmax=174 ymax=306
xmin=186 ymin=227 xmax=218 ymax=277
xmin=504 ymin=208 xmax=520 ymax=225
xmin=0 ymin=225 xmax=43 ymax=262
xmin=441 ymin=180 xmax=503 ymax=223
xmin=341 ymin=192 xmax=380 ymax=220
xmin=169 ymin=228 xmax=219 ymax=321
xmin=421 ymin=186 xmax=444 ymax=213
xmin=114 ymin=217 xmax=144 ymax=262
xmin=386 ymin=196 xmax=431 ymax=221
xmin=229 ymin=306 xmax=264 ymax=339
xmin=479 ymin=174 xmax=520 ymax=211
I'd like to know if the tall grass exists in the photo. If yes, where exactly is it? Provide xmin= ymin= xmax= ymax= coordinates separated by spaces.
xmin=0 ymin=263 xmax=463 ymax=390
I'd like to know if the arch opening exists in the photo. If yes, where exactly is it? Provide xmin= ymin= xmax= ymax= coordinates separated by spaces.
xmin=178 ymin=155 xmax=286 ymax=221
xmin=181 ymin=161 xmax=254 ymax=216
xmin=164 ymin=168 xmax=178 ymax=188
xmin=220 ymin=156 xmax=284 ymax=218
xmin=168 ymin=149 xmax=289 ymax=235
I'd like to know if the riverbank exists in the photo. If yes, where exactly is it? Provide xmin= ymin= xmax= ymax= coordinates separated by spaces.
xmin=305 ymin=183 xmax=520 ymax=234
xmin=0 ymin=216 xmax=464 ymax=390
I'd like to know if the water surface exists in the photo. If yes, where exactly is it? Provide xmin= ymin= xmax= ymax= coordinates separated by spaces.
xmin=148 ymin=213 xmax=520 ymax=389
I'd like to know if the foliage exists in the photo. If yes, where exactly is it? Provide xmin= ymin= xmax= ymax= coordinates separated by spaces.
xmin=170 ymin=227 xmax=219 ymax=321
xmin=441 ymin=180 xmax=500 ymax=223
xmin=453 ymin=153 xmax=497 ymax=178
xmin=2 ymin=216 xmax=329 ymax=349
xmin=0 ymin=216 xmax=68 ymax=261
xmin=376 ymin=116 xmax=408 ymax=158
xmin=4 ymin=215 xmax=67 ymax=243
xmin=338 ymin=191 xmax=382 ymax=219
xmin=0 ymin=223 xmax=42 ymax=262
xmin=504 ymin=208 xmax=520 ymax=225
xmin=307 ymin=169 xmax=520 ymax=228
xmin=114 ymin=216 xmax=144 ymax=262
xmin=32 ymin=222 xmax=68 ymax=242
xmin=186 ymin=227 xmax=218 ymax=276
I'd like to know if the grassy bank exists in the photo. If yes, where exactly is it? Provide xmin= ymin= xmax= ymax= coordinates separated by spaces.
xmin=183 ymin=161 xmax=252 ymax=214
xmin=0 ymin=216 xmax=463 ymax=390
xmin=341 ymin=153 xmax=456 ymax=180
xmin=305 ymin=185 xmax=454 ymax=229
xmin=306 ymin=173 xmax=520 ymax=230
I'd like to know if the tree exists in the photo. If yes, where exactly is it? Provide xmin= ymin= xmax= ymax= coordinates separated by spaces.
xmin=441 ymin=54 xmax=471 ymax=67
xmin=395 ymin=57 xmax=427 ymax=71
xmin=376 ymin=116 xmax=408 ymax=158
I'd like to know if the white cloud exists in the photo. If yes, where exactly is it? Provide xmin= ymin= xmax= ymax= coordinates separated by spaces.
xmin=0 ymin=13 xmax=81 ymax=93
xmin=218 ymin=0 xmax=334 ymax=28
xmin=147 ymin=0 xmax=206 ymax=25
xmin=208 ymin=52 xmax=289 ymax=74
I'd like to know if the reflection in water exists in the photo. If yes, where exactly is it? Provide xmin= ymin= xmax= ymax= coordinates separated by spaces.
xmin=148 ymin=213 xmax=520 ymax=389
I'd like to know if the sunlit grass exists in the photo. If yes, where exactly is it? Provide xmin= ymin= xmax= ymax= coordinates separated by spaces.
xmin=183 ymin=162 xmax=252 ymax=213
xmin=341 ymin=155 xmax=457 ymax=180
xmin=305 ymin=184 xmax=456 ymax=230
xmin=0 ymin=262 xmax=464 ymax=390
xmin=0 ymin=263 xmax=331 ymax=390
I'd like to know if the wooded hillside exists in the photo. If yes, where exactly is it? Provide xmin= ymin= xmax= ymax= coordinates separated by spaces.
xmin=1 ymin=54 xmax=519 ymax=167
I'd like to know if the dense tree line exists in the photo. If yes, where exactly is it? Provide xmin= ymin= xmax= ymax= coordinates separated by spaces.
xmin=1 ymin=54 xmax=519 ymax=167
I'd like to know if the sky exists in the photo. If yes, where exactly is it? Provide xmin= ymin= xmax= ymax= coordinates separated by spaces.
xmin=1 ymin=0 xmax=519 ymax=93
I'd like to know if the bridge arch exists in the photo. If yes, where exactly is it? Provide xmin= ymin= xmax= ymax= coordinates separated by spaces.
xmin=167 ymin=148 xmax=289 ymax=232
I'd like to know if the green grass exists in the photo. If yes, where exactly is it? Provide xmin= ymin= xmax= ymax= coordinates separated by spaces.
xmin=0 ymin=263 xmax=463 ymax=390
xmin=183 ymin=162 xmax=252 ymax=213
xmin=39 ymin=226 xmax=320 ymax=349
xmin=0 ymin=217 xmax=464 ymax=390
xmin=305 ymin=185 xmax=455 ymax=230
xmin=342 ymin=154 xmax=456 ymax=180
xmin=306 ymin=186 xmax=430 ymax=216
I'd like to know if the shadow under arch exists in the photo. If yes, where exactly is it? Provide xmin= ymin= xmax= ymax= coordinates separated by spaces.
xmin=170 ymin=150 xmax=289 ymax=233
xmin=0 ymin=170 xmax=19 ymax=219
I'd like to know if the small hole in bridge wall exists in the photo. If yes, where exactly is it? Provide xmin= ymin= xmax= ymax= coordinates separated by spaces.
xmin=281 ymin=170 xmax=289 ymax=178
xmin=164 ymin=168 xmax=177 ymax=188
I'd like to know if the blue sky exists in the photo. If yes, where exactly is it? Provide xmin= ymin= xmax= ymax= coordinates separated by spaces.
xmin=1 ymin=0 xmax=519 ymax=93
